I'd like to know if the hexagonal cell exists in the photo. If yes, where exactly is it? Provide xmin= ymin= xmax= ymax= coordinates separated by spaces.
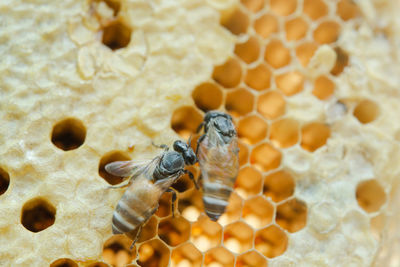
xmin=264 ymin=40 xmax=291 ymax=69
xmin=295 ymin=42 xmax=318 ymax=67
xmin=276 ymin=71 xmax=304 ymax=96
xmin=301 ymin=122 xmax=331 ymax=152
xmin=138 ymin=239 xmax=170 ymax=267
xmin=337 ymin=0 xmax=359 ymax=21
xmin=250 ymin=143 xmax=282 ymax=172
xmin=253 ymin=14 xmax=278 ymax=39
xmin=257 ymin=91 xmax=286 ymax=120
xmin=223 ymin=221 xmax=254 ymax=253
xmin=171 ymin=243 xmax=202 ymax=267
xmin=137 ymin=216 xmax=158 ymax=243
xmin=238 ymin=140 xmax=249 ymax=166
xmin=264 ymin=170 xmax=295 ymax=203
xmin=87 ymin=262 xmax=108 ymax=267
xmin=218 ymin=192 xmax=243 ymax=227
xmin=21 ymin=197 xmax=56 ymax=233
xmin=158 ymin=217 xmax=191 ymax=247
xmin=171 ymin=106 xmax=203 ymax=139
xmin=241 ymin=0 xmax=264 ymax=13
xmin=50 ymin=258 xmax=78 ymax=267
xmin=155 ymin=191 xmax=173 ymax=218
xmin=204 ymin=247 xmax=235 ymax=267
xmin=178 ymin=189 xmax=203 ymax=222
xmin=312 ymin=75 xmax=335 ymax=100
xmin=51 ymin=118 xmax=86 ymax=151
xmin=235 ymin=36 xmax=260 ymax=64
xmin=225 ymin=88 xmax=255 ymax=117
xmin=353 ymin=99 xmax=379 ymax=124
xmin=270 ymin=0 xmax=297 ymax=16
xmin=255 ymin=225 xmax=288 ymax=258
xmin=285 ymin=17 xmax=308 ymax=41
xmin=103 ymin=235 xmax=135 ymax=267
xmin=356 ymin=179 xmax=387 ymax=213
xmin=303 ymin=0 xmax=328 ymax=20
xmin=221 ymin=8 xmax=249 ymax=35
xmin=238 ymin=115 xmax=268 ymax=144
xmin=243 ymin=196 xmax=274 ymax=228
xmin=192 ymin=82 xmax=223 ymax=112
xmin=0 ymin=167 xmax=10 ymax=196
xmin=191 ymin=215 xmax=223 ymax=252
xmin=236 ymin=250 xmax=268 ymax=267
xmin=313 ymin=21 xmax=341 ymax=44
xmin=331 ymin=47 xmax=349 ymax=75
xmin=99 ymin=151 xmax=131 ymax=185
xmin=270 ymin=118 xmax=300 ymax=148
xmin=235 ymin=166 xmax=263 ymax=199
xmin=212 ymin=58 xmax=242 ymax=88
xmin=276 ymin=198 xmax=308 ymax=233
xmin=244 ymin=64 xmax=271 ymax=91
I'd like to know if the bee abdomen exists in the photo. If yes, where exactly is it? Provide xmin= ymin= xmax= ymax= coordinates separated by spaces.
xmin=202 ymin=182 xmax=232 ymax=221
xmin=112 ymin=198 xmax=145 ymax=235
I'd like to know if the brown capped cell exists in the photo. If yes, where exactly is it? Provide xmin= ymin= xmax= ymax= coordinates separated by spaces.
xmin=276 ymin=71 xmax=305 ymax=96
xmin=99 ymin=151 xmax=131 ymax=185
xmin=221 ymin=8 xmax=249 ymax=35
xmin=276 ymin=198 xmax=308 ymax=233
xmin=250 ymin=143 xmax=282 ymax=172
xmin=238 ymin=140 xmax=249 ymax=166
xmin=245 ymin=64 xmax=272 ymax=91
xmin=235 ymin=166 xmax=263 ymax=199
xmin=285 ymin=17 xmax=308 ymax=41
xmin=312 ymin=75 xmax=335 ymax=100
xmin=50 ymin=259 xmax=78 ymax=267
xmin=296 ymin=42 xmax=319 ymax=67
xmin=238 ymin=115 xmax=268 ymax=144
xmin=171 ymin=243 xmax=202 ymax=267
xmin=204 ymin=247 xmax=235 ymax=267
xmin=223 ymin=221 xmax=254 ymax=253
xmin=257 ymin=91 xmax=286 ymax=120
xmin=241 ymin=0 xmax=264 ymax=13
xmin=225 ymin=88 xmax=255 ymax=117
xmin=264 ymin=170 xmax=295 ymax=202
xmin=270 ymin=118 xmax=300 ymax=148
xmin=212 ymin=58 xmax=242 ymax=88
xmin=255 ymin=225 xmax=288 ymax=258
xmin=356 ymin=179 xmax=387 ymax=213
xmin=337 ymin=0 xmax=360 ymax=21
xmin=264 ymin=40 xmax=291 ymax=69
xmin=353 ymin=100 xmax=379 ymax=124
xmin=303 ymin=0 xmax=328 ymax=20
xmin=21 ymin=197 xmax=56 ymax=233
xmin=270 ymin=0 xmax=297 ymax=16
xmin=158 ymin=217 xmax=191 ymax=247
xmin=235 ymin=36 xmax=261 ymax=64
xmin=191 ymin=215 xmax=223 ymax=252
xmin=171 ymin=106 xmax=203 ymax=139
xmin=301 ymin=122 xmax=331 ymax=152
xmin=313 ymin=21 xmax=341 ymax=44
xmin=192 ymin=83 xmax=223 ymax=112
xmin=236 ymin=250 xmax=268 ymax=267
xmin=243 ymin=196 xmax=274 ymax=229
xmin=254 ymin=14 xmax=278 ymax=39
xmin=137 ymin=239 xmax=170 ymax=267
xmin=103 ymin=234 xmax=135 ymax=267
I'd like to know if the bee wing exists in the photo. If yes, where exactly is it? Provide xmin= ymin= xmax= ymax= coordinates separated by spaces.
xmin=105 ymin=158 xmax=157 ymax=179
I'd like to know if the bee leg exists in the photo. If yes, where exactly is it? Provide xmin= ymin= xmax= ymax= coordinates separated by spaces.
xmin=130 ymin=226 xmax=142 ymax=250
xmin=151 ymin=141 xmax=169 ymax=151
xmin=195 ymin=134 xmax=206 ymax=155
xmin=184 ymin=169 xmax=199 ymax=189
xmin=166 ymin=188 xmax=177 ymax=217
xmin=196 ymin=122 xmax=205 ymax=133
xmin=106 ymin=179 xmax=130 ymax=189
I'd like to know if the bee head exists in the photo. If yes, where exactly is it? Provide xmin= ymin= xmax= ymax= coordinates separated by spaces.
xmin=173 ymin=140 xmax=197 ymax=165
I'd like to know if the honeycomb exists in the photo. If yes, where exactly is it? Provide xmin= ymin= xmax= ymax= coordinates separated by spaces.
xmin=1 ymin=0 xmax=400 ymax=266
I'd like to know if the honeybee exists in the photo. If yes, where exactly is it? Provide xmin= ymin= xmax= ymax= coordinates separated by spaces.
xmin=196 ymin=111 xmax=239 ymax=221
xmin=105 ymin=140 xmax=197 ymax=248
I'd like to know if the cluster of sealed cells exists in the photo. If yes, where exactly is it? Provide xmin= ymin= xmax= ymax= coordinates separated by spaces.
xmin=0 ymin=0 xmax=388 ymax=266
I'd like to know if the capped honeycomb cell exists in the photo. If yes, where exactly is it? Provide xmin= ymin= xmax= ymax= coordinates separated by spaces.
xmin=257 ymin=91 xmax=286 ymax=120
xmin=99 ymin=151 xmax=131 ymax=185
xmin=102 ymin=20 xmax=132 ymax=50
xmin=191 ymin=215 xmax=223 ymax=252
xmin=212 ymin=58 xmax=242 ymax=88
xmin=155 ymin=191 xmax=174 ymax=218
xmin=235 ymin=36 xmax=260 ymax=64
xmin=137 ymin=216 xmax=158 ymax=243
xmin=21 ymin=197 xmax=56 ymax=233
xmin=158 ymin=217 xmax=191 ymax=247
xmin=270 ymin=0 xmax=297 ymax=16
xmin=250 ymin=143 xmax=282 ymax=172
xmin=255 ymin=225 xmax=288 ymax=258
xmin=237 ymin=115 xmax=268 ymax=144
xmin=276 ymin=71 xmax=305 ymax=96
xmin=50 ymin=258 xmax=78 ymax=267
xmin=171 ymin=106 xmax=203 ymax=139
xmin=192 ymin=83 xmax=223 ymax=112
xmin=238 ymin=140 xmax=250 ymax=166
xmin=244 ymin=64 xmax=271 ymax=91
xmin=331 ymin=47 xmax=349 ymax=75
xmin=337 ymin=0 xmax=359 ymax=21
xmin=103 ymin=235 xmax=135 ymax=267
xmin=236 ymin=250 xmax=267 ymax=267
xmin=303 ymin=0 xmax=328 ymax=20
xmin=285 ymin=17 xmax=308 ymax=41
xmin=356 ymin=179 xmax=387 ymax=213
xmin=0 ymin=167 xmax=10 ymax=195
xmin=270 ymin=118 xmax=300 ymax=148
xmin=171 ymin=243 xmax=202 ymax=267
xmin=276 ymin=199 xmax=308 ymax=233
xmin=296 ymin=42 xmax=318 ymax=67
xmin=178 ymin=189 xmax=203 ymax=222
xmin=225 ymin=88 xmax=255 ymax=116
xmin=264 ymin=40 xmax=291 ymax=69
xmin=223 ymin=221 xmax=254 ymax=253
xmin=235 ymin=166 xmax=263 ymax=199
xmin=353 ymin=99 xmax=380 ymax=124
xmin=313 ymin=21 xmax=341 ymax=44
xmin=138 ymin=239 xmax=170 ymax=267
xmin=218 ymin=192 xmax=243 ymax=227
xmin=312 ymin=75 xmax=335 ymax=100
xmin=51 ymin=118 xmax=86 ymax=151
xmin=254 ymin=14 xmax=278 ymax=39
xmin=241 ymin=0 xmax=264 ymax=13
xmin=243 ymin=196 xmax=274 ymax=228
xmin=221 ymin=8 xmax=249 ymax=35
xmin=301 ymin=122 xmax=331 ymax=152
xmin=204 ymin=247 xmax=235 ymax=267
xmin=264 ymin=170 xmax=295 ymax=203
